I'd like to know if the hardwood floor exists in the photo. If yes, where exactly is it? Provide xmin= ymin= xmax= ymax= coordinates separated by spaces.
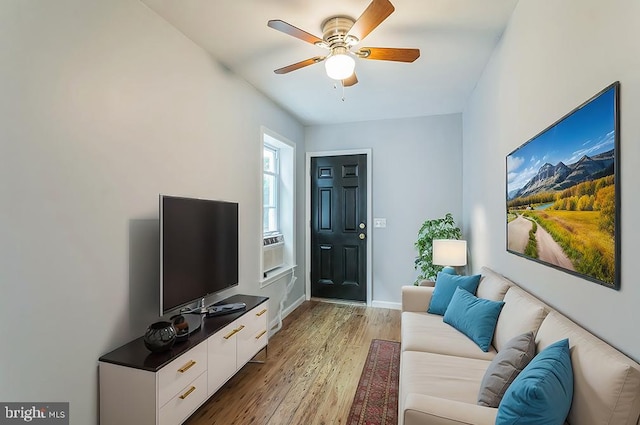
xmin=185 ymin=300 xmax=401 ymax=425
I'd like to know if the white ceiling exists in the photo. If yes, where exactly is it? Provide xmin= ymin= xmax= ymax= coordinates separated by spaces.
xmin=141 ymin=0 xmax=519 ymax=125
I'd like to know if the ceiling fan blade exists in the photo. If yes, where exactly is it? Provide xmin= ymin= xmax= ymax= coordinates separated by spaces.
xmin=359 ymin=47 xmax=420 ymax=62
xmin=346 ymin=0 xmax=395 ymax=42
xmin=268 ymin=20 xmax=324 ymax=45
xmin=342 ymin=73 xmax=358 ymax=87
xmin=274 ymin=56 xmax=325 ymax=74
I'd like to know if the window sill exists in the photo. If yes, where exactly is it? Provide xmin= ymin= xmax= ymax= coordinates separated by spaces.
xmin=260 ymin=264 xmax=297 ymax=288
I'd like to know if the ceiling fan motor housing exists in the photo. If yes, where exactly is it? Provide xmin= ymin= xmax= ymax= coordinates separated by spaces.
xmin=321 ymin=16 xmax=358 ymax=48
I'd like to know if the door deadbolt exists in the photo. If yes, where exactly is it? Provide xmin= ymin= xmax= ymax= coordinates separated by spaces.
xmin=359 ymin=222 xmax=366 ymax=229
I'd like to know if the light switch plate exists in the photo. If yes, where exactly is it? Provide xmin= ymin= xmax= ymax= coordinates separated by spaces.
xmin=373 ymin=218 xmax=387 ymax=228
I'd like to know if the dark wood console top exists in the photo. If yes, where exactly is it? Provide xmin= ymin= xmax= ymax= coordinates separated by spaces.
xmin=99 ymin=294 xmax=268 ymax=372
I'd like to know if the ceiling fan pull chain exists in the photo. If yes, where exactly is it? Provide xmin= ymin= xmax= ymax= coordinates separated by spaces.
xmin=331 ymin=80 xmax=346 ymax=102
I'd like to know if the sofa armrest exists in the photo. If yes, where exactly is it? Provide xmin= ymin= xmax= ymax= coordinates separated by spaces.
xmin=403 ymin=394 xmax=497 ymax=425
xmin=401 ymin=286 xmax=434 ymax=312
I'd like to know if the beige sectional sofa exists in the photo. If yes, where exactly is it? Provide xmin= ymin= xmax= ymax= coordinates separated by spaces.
xmin=400 ymin=266 xmax=640 ymax=425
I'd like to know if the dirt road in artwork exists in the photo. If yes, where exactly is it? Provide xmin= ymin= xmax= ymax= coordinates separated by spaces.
xmin=508 ymin=214 xmax=575 ymax=270
xmin=507 ymin=215 xmax=532 ymax=252
xmin=535 ymin=224 xmax=575 ymax=271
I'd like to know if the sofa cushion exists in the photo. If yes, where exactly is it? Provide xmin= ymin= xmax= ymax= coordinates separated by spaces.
xmin=496 ymin=339 xmax=573 ymax=425
xmin=401 ymin=312 xmax=497 ymax=360
xmin=401 ymin=351 xmax=491 ymax=405
xmin=443 ymin=287 xmax=505 ymax=352
xmin=477 ymin=331 xmax=536 ymax=407
xmin=477 ymin=267 xmax=512 ymax=302
xmin=536 ymin=311 xmax=640 ymax=425
xmin=403 ymin=394 xmax=498 ymax=425
xmin=427 ymin=273 xmax=481 ymax=315
xmin=493 ymin=286 xmax=547 ymax=352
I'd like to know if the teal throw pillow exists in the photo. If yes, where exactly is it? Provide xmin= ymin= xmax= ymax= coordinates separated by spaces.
xmin=443 ymin=287 xmax=505 ymax=352
xmin=427 ymin=273 xmax=481 ymax=316
xmin=496 ymin=339 xmax=574 ymax=425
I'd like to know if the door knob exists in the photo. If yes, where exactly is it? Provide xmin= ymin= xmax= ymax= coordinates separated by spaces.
xmin=359 ymin=233 xmax=366 ymax=240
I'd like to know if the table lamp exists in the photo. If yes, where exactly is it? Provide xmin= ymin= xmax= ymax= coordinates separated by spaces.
xmin=433 ymin=239 xmax=467 ymax=275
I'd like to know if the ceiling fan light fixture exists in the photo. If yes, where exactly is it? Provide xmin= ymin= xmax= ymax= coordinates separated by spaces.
xmin=325 ymin=51 xmax=355 ymax=80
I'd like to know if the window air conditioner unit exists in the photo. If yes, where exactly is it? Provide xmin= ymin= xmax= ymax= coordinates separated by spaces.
xmin=263 ymin=234 xmax=285 ymax=273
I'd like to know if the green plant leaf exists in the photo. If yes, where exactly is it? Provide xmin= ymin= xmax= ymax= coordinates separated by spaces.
xmin=414 ymin=213 xmax=462 ymax=283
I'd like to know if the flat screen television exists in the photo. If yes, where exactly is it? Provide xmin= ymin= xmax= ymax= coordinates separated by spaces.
xmin=160 ymin=195 xmax=239 ymax=316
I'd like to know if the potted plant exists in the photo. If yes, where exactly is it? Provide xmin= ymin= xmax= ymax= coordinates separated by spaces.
xmin=414 ymin=213 xmax=462 ymax=284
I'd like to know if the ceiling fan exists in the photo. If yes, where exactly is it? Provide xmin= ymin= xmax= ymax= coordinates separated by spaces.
xmin=267 ymin=0 xmax=420 ymax=87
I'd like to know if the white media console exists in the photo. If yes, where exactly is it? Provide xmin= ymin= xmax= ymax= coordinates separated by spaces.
xmin=99 ymin=295 xmax=268 ymax=425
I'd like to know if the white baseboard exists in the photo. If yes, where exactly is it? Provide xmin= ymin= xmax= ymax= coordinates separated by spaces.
xmin=284 ymin=294 xmax=306 ymax=317
xmin=371 ymin=300 xmax=402 ymax=310
xmin=269 ymin=294 xmax=306 ymax=336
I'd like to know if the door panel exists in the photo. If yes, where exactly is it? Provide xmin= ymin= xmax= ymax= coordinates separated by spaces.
xmin=342 ymin=245 xmax=359 ymax=285
xmin=311 ymin=154 xmax=367 ymax=301
xmin=319 ymin=245 xmax=334 ymax=285
xmin=343 ymin=187 xmax=358 ymax=231
xmin=319 ymin=189 xmax=332 ymax=230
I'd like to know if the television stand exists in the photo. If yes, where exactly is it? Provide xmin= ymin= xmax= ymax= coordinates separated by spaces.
xmin=99 ymin=295 xmax=268 ymax=425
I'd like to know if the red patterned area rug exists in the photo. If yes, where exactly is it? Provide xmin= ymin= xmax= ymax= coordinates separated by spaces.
xmin=346 ymin=339 xmax=401 ymax=425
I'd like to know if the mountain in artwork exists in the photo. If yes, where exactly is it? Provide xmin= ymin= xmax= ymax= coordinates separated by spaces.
xmin=511 ymin=149 xmax=614 ymax=200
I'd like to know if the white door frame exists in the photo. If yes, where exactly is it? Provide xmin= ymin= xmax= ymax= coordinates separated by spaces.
xmin=305 ymin=149 xmax=373 ymax=306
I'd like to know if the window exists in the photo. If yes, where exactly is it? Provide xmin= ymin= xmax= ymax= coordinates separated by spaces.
xmin=261 ymin=128 xmax=296 ymax=285
xmin=263 ymin=144 xmax=279 ymax=235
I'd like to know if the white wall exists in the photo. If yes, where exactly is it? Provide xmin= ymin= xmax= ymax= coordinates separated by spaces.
xmin=0 ymin=1 xmax=305 ymax=423
xmin=462 ymin=0 xmax=640 ymax=361
xmin=306 ymin=114 xmax=463 ymax=306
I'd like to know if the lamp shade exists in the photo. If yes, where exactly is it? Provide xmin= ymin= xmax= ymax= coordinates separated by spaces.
xmin=432 ymin=239 xmax=467 ymax=266
xmin=325 ymin=50 xmax=355 ymax=80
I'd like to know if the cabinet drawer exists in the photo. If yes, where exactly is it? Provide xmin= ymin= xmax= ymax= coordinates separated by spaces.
xmin=250 ymin=305 xmax=268 ymax=344
xmin=241 ymin=305 xmax=268 ymax=334
xmin=207 ymin=321 xmax=237 ymax=396
xmin=158 ymin=342 xmax=207 ymax=408
xmin=253 ymin=306 xmax=268 ymax=323
xmin=159 ymin=371 xmax=207 ymax=425
xmin=237 ymin=324 xmax=268 ymax=364
xmin=237 ymin=306 xmax=268 ymax=365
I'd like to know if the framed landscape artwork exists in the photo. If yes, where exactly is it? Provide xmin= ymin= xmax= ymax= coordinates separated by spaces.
xmin=506 ymin=82 xmax=620 ymax=289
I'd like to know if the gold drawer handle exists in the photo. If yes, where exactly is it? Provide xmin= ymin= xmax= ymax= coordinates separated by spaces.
xmin=223 ymin=329 xmax=238 ymax=340
xmin=255 ymin=330 xmax=267 ymax=340
xmin=178 ymin=360 xmax=196 ymax=373
xmin=179 ymin=386 xmax=196 ymax=400
xmin=256 ymin=309 xmax=267 ymax=317
xmin=223 ymin=325 xmax=246 ymax=340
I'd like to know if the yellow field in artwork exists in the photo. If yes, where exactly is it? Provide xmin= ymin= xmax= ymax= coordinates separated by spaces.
xmin=522 ymin=209 xmax=614 ymax=284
